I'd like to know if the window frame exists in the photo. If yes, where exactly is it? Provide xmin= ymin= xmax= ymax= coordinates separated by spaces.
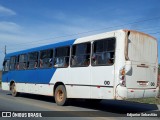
xmin=91 ymin=37 xmax=116 ymax=66
xmin=17 ymin=54 xmax=28 ymax=70
xmin=70 ymin=42 xmax=91 ymax=67
xmin=9 ymin=56 xmax=17 ymax=71
xmin=39 ymin=49 xmax=54 ymax=69
xmin=27 ymin=51 xmax=39 ymax=69
xmin=54 ymin=46 xmax=70 ymax=68
xmin=3 ymin=59 xmax=10 ymax=72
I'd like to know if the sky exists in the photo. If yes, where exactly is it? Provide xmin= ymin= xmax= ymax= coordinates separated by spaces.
xmin=0 ymin=0 xmax=160 ymax=69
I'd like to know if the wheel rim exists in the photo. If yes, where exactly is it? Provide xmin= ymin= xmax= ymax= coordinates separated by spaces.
xmin=11 ymin=84 xmax=16 ymax=95
xmin=56 ymin=89 xmax=64 ymax=102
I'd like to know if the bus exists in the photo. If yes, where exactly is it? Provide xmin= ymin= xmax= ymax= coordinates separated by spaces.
xmin=2 ymin=29 xmax=159 ymax=106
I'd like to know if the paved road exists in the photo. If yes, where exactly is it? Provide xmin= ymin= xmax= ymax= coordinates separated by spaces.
xmin=0 ymin=88 xmax=159 ymax=120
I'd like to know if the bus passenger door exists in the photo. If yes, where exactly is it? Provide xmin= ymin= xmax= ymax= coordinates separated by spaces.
xmin=91 ymin=38 xmax=116 ymax=99
xmin=68 ymin=42 xmax=91 ymax=98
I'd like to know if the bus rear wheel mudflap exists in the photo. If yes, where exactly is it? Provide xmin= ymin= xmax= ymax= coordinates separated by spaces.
xmin=10 ymin=83 xmax=19 ymax=97
xmin=54 ymin=85 xmax=68 ymax=106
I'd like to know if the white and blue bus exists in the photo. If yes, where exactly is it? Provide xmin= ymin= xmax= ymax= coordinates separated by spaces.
xmin=2 ymin=29 xmax=159 ymax=106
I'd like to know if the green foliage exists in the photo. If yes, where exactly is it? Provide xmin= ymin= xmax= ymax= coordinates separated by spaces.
xmin=127 ymin=97 xmax=160 ymax=105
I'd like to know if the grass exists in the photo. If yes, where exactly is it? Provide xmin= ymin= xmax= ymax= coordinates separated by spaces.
xmin=127 ymin=87 xmax=160 ymax=105
xmin=127 ymin=97 xmax=160 ymax=105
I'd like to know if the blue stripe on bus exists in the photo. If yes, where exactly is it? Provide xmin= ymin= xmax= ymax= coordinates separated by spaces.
xmin=3 ymin=39 xmax=76 ymax=83
xmin=3 ymin=68 xmax=56 ymax=84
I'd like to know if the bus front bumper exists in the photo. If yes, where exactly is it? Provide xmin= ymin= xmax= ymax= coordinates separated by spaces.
xmin=116 ymin=85 xmax=159 ymax=100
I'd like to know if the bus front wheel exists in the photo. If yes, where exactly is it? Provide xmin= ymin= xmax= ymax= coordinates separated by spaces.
xmin=55 ymin=85 xmax=67 ymax=106
xmin=10 ymin=83 xmax=19 ymax=97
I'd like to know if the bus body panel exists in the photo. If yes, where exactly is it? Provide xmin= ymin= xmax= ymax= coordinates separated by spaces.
xmin=2 ymin=58 xmax=10 ymax=90
xmin=70 ymin=32 xmax=116 ymax=99
xmin=115 ymin=30 xmax=159 ymax=100
xmin=16 ymin=83 xmax=54 ymax=96
xmin=49 ymin=30 xmax=117 ymax=99
xmin=116 ymin=85 xmax=159 ymax=99
xmin=113 ymin=31 xmax=126 ymax=99
xmin=69 ymin=67 xmax=91 ymax=98
xmin=2 ymin=82 xmax=9 ymax=91
xmin=90 ymin=33 xmax=115 ymax=99
xmin=126 ymin=31 xmax=158 ymax=89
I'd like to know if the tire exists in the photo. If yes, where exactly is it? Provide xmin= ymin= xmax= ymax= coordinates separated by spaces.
xmin=10 ymin=83 xmax=19 ymax=97
xmin=54 ymin=85 xmax=67 ymax=106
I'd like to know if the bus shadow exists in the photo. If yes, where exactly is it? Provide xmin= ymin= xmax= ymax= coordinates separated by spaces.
xmin=7 ymin=93 xmax=159 ymax=114
xmin=7 ymin=93 xmax=55 ymax=103
xmin=69 ymin=99 xmax=159 ymax=114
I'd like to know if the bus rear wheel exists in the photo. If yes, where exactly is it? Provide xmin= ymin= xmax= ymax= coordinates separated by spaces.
xmin=10 ymin=83 xmax=19 ymax=97
xmin=55 ymin=85 xmax=67 ymax=106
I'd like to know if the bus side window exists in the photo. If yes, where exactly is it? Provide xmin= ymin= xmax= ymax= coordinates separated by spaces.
xmin=3 ymin=60 xmax=10 ymax=72
xmin=16 ymin=55 xmax=19 ymax=70
xmin=28 ymin=52 xmax=38 ymax=69
xmin=54 ymin=46 xmax=70 ymax=68
xmin=71 ymin=42 xmax=91 ymax=67
xmin=10 ymin=56 xmax=16 ymax=70
xmin=92 ymin=38 xmax=115 ymax=66
xmin=39 ymin=49 xmax=53 ymax=68
xmin=19 ymin=54 xmax=27 ymax=70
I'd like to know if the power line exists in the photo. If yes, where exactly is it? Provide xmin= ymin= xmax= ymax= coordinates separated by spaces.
xmin=149 ymin=31 xmax=160 ymax=34
xmin=7 ymin=30 xmax=160 ymax=52
xmin=137 ymin=27 xmax=160 ymax=32
xmin=5 ymin=16 xmax=160 ymax=51
xmin=7 ymin=30 xmax=160 ymax=51
xmin=6 ymin=16 xmax=160 ymax=48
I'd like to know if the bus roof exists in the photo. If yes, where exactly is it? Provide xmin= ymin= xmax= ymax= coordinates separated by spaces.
xmin=123 ymin=29 xmax=157 ymax=40
xmin=5 ymin=39 xmax=75 ymax=59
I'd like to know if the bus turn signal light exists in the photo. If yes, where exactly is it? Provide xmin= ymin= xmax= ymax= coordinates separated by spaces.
xmin=121 ymin=68 xmax=125 ymax=75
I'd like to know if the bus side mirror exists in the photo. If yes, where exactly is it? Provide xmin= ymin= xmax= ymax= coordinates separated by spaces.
xmin=125 ymin=60 xmax=132 ymax=74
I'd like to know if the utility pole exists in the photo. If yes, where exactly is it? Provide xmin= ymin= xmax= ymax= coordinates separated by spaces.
xmin=4 ymin=45 xmax=6 ymax=55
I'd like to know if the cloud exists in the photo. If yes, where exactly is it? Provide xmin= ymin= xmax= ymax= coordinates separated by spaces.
xmin=0 ymin=5 xmax=16 ymax=16
xmin=0 ymin=11 xmax=135 ymax=54
xmin=0 ymin=21 xmax=21 ymax=33
xmin=45 ymin=10 xmax=133 ymax=31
